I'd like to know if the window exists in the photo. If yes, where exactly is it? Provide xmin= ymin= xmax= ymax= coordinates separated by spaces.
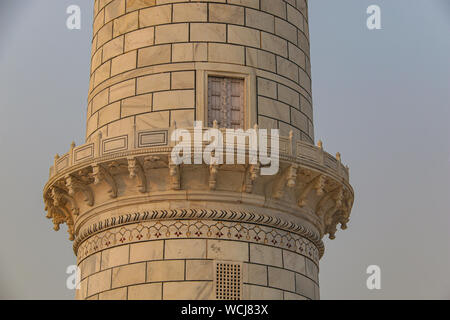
xmin=208 ymin=77 xmax=245 ymax=129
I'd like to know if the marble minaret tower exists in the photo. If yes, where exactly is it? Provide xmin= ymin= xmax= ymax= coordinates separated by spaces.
xmin=44 ymin=0 xmax=354 ymax=300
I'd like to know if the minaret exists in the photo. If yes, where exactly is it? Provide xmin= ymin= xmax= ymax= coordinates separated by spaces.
xmin=44 ymin=0 xmax=354 ymax=300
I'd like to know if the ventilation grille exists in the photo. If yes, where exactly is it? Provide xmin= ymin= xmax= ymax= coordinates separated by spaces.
xmin=215 ymin=262 xmax=243 ymax=300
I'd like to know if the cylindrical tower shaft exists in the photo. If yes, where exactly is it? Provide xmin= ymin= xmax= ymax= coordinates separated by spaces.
xmin=87 ymin=0 xmax=314 ymax=143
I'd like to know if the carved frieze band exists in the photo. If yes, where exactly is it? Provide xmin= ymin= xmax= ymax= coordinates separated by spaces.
xmin=76 ymin=215 xmax=322 ymax=264
xmin=73 ymin=208 xmax=324 ymax=259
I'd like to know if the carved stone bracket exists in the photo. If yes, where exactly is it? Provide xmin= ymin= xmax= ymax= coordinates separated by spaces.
xmin=316 ymin=186 xmax=352 ymax=239
xmin=243 ymin=163 xmax=260 ymax=193
xmin=127 ymin=157 xmax=147 ymax=193
xmin=340 ymin=195 xmax=353 ymax=230
xmin=316 ymin=187 xmax=343 ymax=218
xmin=323 ymin=207 xmax=349 ymax=240
xmin=51 ymin=186 xmax=79 ymax=216
xmin=272 ymin=164 xmax=299 ymax=199
xmin=333 ymin=187 xmax=344 ymax=210
xmin=209 ymin=163 xmax=219 ymax=190
xmin=50 ymin=206 xmax=75 ymax=240
xmin=44 ymin=187 xmax=77 ymax=240
xmin=169 ymin=161 xmax=181 ymax=190
xmin=297 ymin=174 xmax=326 ymax=207
xmin=65 ymin=174 xmax=94 ymax=206
xmin=92 ymin=163 xmax=118 ymax=198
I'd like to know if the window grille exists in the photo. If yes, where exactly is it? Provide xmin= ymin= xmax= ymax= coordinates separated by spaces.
xmin=208 ymin=77 xmax=245 ymax=129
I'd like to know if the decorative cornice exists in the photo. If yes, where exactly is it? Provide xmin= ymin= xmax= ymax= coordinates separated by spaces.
xmin=43 ymin=128 xmax=354 ymax=245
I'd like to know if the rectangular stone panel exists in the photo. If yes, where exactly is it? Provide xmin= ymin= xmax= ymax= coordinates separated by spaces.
xmin=128 ymin=283 xmax=162 ymax=300
xmin=137 ymin=130 xmax=168 ymax=147
xmin=244 ymin=284 xmax=283 ymax=300
xmin=138 ymin=45 xmax=171 ymax=67
xmin=79 ymin=252 xmax=101 ymax=280
xmin=155 ymin=23 xmax=189 ymax=44
xmin=125 ymin=27 xmax=155 ymax=52
xmin=173 ymin=3 xmax=207 ymax=22
xmin=209 ymin=4 xmax=244 ymax=25
xmin=268 ymin=266 xmax=295 ymax=292
xmin=99 ymin=287 xmax=127 ymax=300
xmin=121 ymin=94 xmax=152 ymax=117
xmin=140 ymin=5 xmax=172 ymax=27
xmin=147 ymin=260 xmax=185 ymax=282
xmin=186 ymin=260 xmax=213 ymax=281
xmin=282 ymin=250 xmax=306 ymax=274
xmin=244 ymin=263 xmax=268 ymax=286
xmin=102 ymin=135 xmax=128 ymax=154
xmin=87 ymin=269 xmax=111 ymax=296
xmin=207 ymin=240 xmax=249 ymax=262
xmin=163 ymin=281 xmax=213 ymax=300
xmin=101 ymin=245 xmax=130 ymax=270
xmin=56 ymin=154 xmax=69 ymax=171
xmin=111 ymin=263 xmax=146 ymax=288
xmin=129 ymin=240 xmax=164 ymax=263
xmin=113 ymin=11 xmax=138 ymax=37
xmin=165 ymin=239 xmax=207 ymax=259
xmin=153 ymin=90 xmax=195 ymax=111
xmin=295 ymin=273 xmax=315 ymax=299
xmin=249 ymin=243 xmax=283 ymax=267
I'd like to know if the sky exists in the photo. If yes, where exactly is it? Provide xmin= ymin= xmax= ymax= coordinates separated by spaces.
xmin=0 ymin=0 xmax=449 ymax=299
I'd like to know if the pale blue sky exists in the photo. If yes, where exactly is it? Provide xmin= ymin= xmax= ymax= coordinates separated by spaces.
xmin=0 ymin=0 xmax=449 ymax=299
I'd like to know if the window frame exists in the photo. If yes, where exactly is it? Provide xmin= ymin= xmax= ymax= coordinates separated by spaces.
xmin=196 ymin=68 xmax=257 ymax=130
